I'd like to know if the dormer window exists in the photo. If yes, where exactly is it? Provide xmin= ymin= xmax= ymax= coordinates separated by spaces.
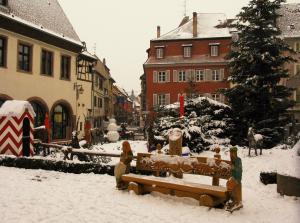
xmin=155 ymin=46 xmax=165 ymax=59
xmin=209 ymin=43 xmax=220 ymax=57
xmin=0 ymin=0 xmax=7 ymax=6
xmin=182 ymin=44 xmax=192 ymax=58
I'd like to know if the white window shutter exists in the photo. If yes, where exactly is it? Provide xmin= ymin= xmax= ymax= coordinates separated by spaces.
xmin=205 ymin=69 xmax=212 ymax=81
xmin=166 ymin=70 xmax=170 ymax=82
xmin=186 ymin=69 xmax=191 ymax=82
xmin=153 ymin=94 xmax=157 ymax=107
xmin=220 ymin=68 xmax=225 ymax=81
xmin=153 ymin=71 xmax=158 ymax=83
xmin=173 ymin=70 xmax=178 ymax=82
xmin=190 ymin=69 xmax=195 ymax=81
xmin=220 ymin=94 xmax=225 ymax=103
xmin=166 ymin=93 xmax=170 ymax=105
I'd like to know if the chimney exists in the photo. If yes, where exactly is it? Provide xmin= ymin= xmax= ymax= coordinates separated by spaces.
xmin=193 ymin=12 xmax=197 ymax=38
xmin=157 ymin=26 xmax=161 ymax=38
xmin=103 ymin=58 xmax=106 ymax=66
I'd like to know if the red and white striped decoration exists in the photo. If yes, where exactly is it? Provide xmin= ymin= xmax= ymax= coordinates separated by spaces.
xmin=0 ymin=109 xmax=35 ymax=157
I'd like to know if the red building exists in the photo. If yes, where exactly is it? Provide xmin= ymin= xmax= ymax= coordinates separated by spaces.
xmin=143 ymin=12 xmax=233 ymax=112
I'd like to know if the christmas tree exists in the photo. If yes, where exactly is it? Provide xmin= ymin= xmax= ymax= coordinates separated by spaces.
xmin=224 ymin=0 xmax=295 ymax=147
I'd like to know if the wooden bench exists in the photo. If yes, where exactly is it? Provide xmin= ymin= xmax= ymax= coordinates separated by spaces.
xmin=121 ymin=151 xmax=232 ymax=207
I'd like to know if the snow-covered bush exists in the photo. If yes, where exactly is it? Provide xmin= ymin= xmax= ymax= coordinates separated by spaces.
xmin=152 ymin=97 xmax=234 ymax=153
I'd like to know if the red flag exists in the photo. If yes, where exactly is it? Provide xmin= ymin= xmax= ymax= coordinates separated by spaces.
xmin=179 ymin=94 xmax=184 ymax=117
xmin=44 ymin=113 xmax=50 ymax=143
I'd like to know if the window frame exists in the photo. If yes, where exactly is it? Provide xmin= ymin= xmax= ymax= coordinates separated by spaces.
xmin=195 ymin=69 xmax=205 ymax=82
xmin=212 ymin=93 xmax=220 ymax=102
xmin=156 ymin=48 xmax=164 ymax=59
xmin=158 ymin=71 xmax=166 ymax=83
xmin=178 ymin=70 xmax=186 ymax=82
xmin=60 ymin=54 xmax=71 ymax=80
xmin=17 ymin=41 xmax=32 ymax=73
xmin=212 ymin=69 xmax=220 ymax=81
xmin=41 ymin=49 xmax=54 ymax=76
xmin=0 ymin=35 xmax=7 ymax=68
xmin=183 ymin=46 xmax=192 ymax=58
xmin=210 ymin=45 xmax=219 ymax=57
xmin=157 ymin=94 xmax=166 ymax=106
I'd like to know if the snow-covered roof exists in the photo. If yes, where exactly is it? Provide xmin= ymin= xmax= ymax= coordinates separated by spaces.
xmin=153 ymin=13 xmax=231 ymax=41
xmin=0 ymin=0 xmax=82 ymax=46
xmin=277 ymin=3 xmax=300 ymax=38
xmin=0 ymin=100 xmax=36 ymax=117
xmin=80 ymin=51 xmax=97 ymax=61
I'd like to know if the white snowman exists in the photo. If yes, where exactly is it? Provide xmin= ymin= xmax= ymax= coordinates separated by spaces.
xmin=107 ymin=118 xmax=120 ymax=142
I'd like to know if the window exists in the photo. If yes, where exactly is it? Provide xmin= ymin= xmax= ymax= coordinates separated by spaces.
xmin=98 ymin=98 xmax=102 ymax=108
xmin=156 ymin=48 xmax=164 ymax=59
xmin=178 ymin=70 xmax=186 ymax=82
xmin=61 ymin=55 xmax=71 ymax=79
xmin=94 ymin=96 xmax=97 ymax=107
xmin=158 ymin=71 xmax=166 ymax=82
xmin=0 ymin=0 xmax=7 ymax=6
xmin=41 ymin=49 xmax=53 ymax=76
xmin=0 ymin=37 xmax=6 ymax=67
xmin=18 ymin=43 xmax=32 ymax=72
xmin=212 ymin=70 xmax=220 ymax=81
xmin=210 ymin=45 xmax=219 ymax=56
xmin=158 ymin=94 xmax=166 ymax=106
xmin=195 ymin=70 xmax=205 ymax=82
xmin=183 ymin=46 xmax=192 ymax=58
xmin=212 ymin=94 xmax=220 ymax=102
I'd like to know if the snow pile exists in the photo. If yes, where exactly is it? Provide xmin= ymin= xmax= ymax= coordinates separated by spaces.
xmin=0 ymin=146 xmax=299 ymax=223
xmin=0 ymin=100 xmax=36 ymax=117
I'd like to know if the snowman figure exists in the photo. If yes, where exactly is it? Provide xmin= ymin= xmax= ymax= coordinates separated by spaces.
xmin=107 ymin=118 xmax=120 ymax=142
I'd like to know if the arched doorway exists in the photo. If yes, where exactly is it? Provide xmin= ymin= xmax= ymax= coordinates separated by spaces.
xmin=51 ymin=104 xmax=69 ymax=140
xmin=30 ymin=101 xmax=46 ymax=127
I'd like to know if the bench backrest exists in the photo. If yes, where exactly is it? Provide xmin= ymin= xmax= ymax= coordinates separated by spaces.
xmin=136 ymin=153 xmax=232 ymax=180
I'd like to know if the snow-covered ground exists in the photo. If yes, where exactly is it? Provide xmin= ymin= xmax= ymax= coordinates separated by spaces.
xmin=1 ymin=142 xmax=300 ymax=223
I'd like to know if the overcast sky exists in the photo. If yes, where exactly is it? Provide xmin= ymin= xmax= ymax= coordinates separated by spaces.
xmin=58 ymin=0 xmax=299 ymax=95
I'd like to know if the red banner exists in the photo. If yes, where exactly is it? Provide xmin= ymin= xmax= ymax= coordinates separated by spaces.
xmin=179 ymin=95 xmax=184 ymax=117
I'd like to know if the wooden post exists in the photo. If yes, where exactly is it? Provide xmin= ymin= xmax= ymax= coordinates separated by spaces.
xmin=169 ymin=129 xmax=183 ymax=178
xmin=168 ymin=129 xmax=182 ymax=156
xmin=212 ymin=147 xmax=221 ymax=186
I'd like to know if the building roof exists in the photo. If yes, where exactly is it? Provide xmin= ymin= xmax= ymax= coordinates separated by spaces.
xmin=0 ymin=0 xmax=82 ymax=46
xmin=153 ymin=13 xmax=231 ymax=41
xmin=144 ymin=53 xmax=228 ymax=67
xmin=277 ymin=3 xmax=300 ymax=38
xmin=80 ymin=51 xmax=98 ymax=62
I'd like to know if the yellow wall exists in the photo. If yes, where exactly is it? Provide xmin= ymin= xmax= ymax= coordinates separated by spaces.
xmin=0 ymin=28 xmax=78 ymax=139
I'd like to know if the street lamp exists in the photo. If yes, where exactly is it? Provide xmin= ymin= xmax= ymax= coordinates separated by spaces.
xmin=74 ymin=82 xmax=84 ymax=99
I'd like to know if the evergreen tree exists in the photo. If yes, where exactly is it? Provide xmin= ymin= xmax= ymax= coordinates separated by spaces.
xmin=224 ymin=0 xmax=295 ymax=147
xmin=152 ymin=97 xmax=234 ymax=152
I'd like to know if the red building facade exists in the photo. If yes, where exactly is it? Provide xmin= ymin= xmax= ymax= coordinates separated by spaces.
xmin=143 ymin=12 xmax=232 ymax=111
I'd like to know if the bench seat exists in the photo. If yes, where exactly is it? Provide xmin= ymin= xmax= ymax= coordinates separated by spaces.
xmin=122 ymin=173 xmax=228 ymax=207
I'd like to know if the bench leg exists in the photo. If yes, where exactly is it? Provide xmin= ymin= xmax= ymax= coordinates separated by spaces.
xmin=128 ymin=182 xmax=144 ymax=195
xmin=199 ymin=194 xmax=226 ymax=207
